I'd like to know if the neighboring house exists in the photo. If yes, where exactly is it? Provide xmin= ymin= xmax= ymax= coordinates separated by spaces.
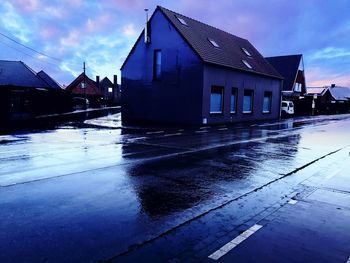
xmin=0 ymin=60 xmax=71 ymax=122
xmin=121 ymin=6 xmax=283 ymax=125
xmin=265 ymin=54 xmax=306 ymax=99
xmin=304 ymin=85 xmax=350 ymax=114
xmin=65 ymin=73 xmax=103 ymax=107
xmin=97 ymin=75 xmax=121 ymax=105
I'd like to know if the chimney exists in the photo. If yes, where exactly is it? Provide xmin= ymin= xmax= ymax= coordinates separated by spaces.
xmin=144 ymin=8 xmax=150 ymax=44
xmin=96 ymin=76 xmax=100 ymax=91
xmin=331 ymin=84 xmax=336 ymax=88
xmin=113 ymin=75 xmax=118 ymax=87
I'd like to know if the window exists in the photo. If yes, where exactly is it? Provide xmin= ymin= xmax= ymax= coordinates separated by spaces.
xmin=241 ymin=47 xmax=252 ymax=56
xmin=242 ymin=60 xmax=253 ymax=69
xmin=294 ymin=82 xmax=302 ymax=92
xmin=243 ymin=90 xmax=253 ymax=113
xmin=230 ymin=88 xmax=237 ymax=113
xmin=176 ymin=16 xmax=188 ymax=26
xmin=153 ymin=50 xmax=162 ymax=80
xmin=263 ymin=92 xmax=272 ymax=113
xmin=210 ymin=86 xmax=223 ymax=113
xmin=208 ymin=38 xmax=220 ymax=48
xmin=81 ymin=82 xmax=85 ymax=89
xmin=108 ymin=87 xmax=113 ymax=93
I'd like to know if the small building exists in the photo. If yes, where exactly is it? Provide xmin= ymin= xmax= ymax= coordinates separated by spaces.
xmin=0 ymin=60 xmax=71 ymax=122
xmin=97 ymin=75 xmax=121 ymax=106
xmin=305 ymin=85 xmax=350 ymax=114
xmin=121 ymin=6 xmax=283 ymax=125
xmin=265 ymin=54 xmax=306 ymax=115
xmin=66 ymin=74 xmax=120 ymax=108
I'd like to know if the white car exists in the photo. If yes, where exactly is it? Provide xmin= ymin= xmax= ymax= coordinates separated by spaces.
xmin=281 ymin=100 xmax=294 ymax=115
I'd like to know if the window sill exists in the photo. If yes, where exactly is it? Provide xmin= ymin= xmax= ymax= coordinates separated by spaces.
xmin=262 ymin=111 xmax=271 ymax=114
xmin=210 ymin=112 xmax=223 ymax=115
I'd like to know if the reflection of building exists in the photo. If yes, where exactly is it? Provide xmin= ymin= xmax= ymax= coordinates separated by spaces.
xmin=121 ymin=6 xmax=283 ymax=125
xmin=0 ymin=60 xmax=71 ymax=122
xmin=122 ymin=128 xmax=302 ymax=218
xmin=305 ymin=85 xmax=350 ymax=114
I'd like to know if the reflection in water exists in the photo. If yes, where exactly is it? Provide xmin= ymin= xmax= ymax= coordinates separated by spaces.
xmin=125 ymin=130 xmax=302 ymax=218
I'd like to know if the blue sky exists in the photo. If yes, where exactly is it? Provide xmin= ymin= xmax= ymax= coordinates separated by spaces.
xmin=0 ymin=0 xmax=349 ymax=87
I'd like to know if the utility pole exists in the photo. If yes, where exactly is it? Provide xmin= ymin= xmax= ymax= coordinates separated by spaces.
xmin=83 ymin=62 xmax=87 ymax=110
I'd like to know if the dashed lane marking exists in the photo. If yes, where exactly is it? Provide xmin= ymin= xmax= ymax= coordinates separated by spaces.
xmin=146 ymin=131 xmax=164 ymax=135
xmin=199 ymin=126 xmax=209 ymax=129
xmin=208 ymin=224 xmax=263 ymax=260
xmin=218 ymin=128 xmax=228 ymax=131
xmin=288 ymin=199 xmax=298 ymax=205
xmin=195 ymin=130 xmax=208 ymax=133
xmin=163 ymin=133 xmax=182 ymax=137
xmin=128 ymin=137 xmax=147 ymax=141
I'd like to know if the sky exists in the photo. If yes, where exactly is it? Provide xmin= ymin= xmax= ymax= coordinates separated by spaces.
xmin=0 ymin=0 xmax=349 ymax=87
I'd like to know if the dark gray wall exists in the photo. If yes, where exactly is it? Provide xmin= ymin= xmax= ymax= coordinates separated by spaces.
xmin=121 ymin=9 xmax=203 ymax=125
xmin=203 ymin=65 xmax=282 ymax=124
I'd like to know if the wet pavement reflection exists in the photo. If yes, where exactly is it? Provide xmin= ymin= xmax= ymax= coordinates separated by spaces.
xmin=0 ymin=114 xmax=350 ymax=262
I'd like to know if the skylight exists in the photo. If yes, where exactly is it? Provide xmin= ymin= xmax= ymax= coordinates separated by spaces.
xmin=241 ymin=47 xmax=252 ymax=56
xmin=242 ymin=60 xmax=253 ymax=69
xmin=208 ymin=38 xmax=220 ymax=48
xmin=176 ymin=16 xmax=188 ymax=26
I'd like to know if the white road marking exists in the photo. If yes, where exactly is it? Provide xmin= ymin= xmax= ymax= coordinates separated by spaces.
xmin=146 ymin=131 xmax=164 ymax=135
xmin=208 ymin=224 xmax=263 ymax=260
xmin=177 ymin=129 xmax=184 ymax=132
xmin=163 ymin=133 xmax=182 ymax=137
xmin=199 ymin=126 xmax=209 ymax=129
xmin=218 ymin=128 xmax=228 ymax=131
xmin=288 ymin=199 xmax=298 ymax=205
xmin=195 ymin=130 xmax=208 ymax=133
xmin=128 ymin=137 xmax=147 ymax=141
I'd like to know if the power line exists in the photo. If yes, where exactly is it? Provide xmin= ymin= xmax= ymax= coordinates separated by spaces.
xmin=0 ymin=31 xmax=63 ymax=62
xmin=0 ymin=39 xmax=59 ymax=68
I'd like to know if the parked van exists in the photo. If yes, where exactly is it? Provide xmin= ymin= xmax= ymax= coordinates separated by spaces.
xmin=281 ymin=100 xmax=294 ymax=116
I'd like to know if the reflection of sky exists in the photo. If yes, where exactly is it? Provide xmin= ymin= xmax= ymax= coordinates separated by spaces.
xmin=0 ymin=0 xmax=350 ymax=87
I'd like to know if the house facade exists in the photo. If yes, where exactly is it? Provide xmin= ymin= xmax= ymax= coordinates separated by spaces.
xmin=121 ymin=6 xmax=283 ymax=125
xmin=0 ymin=60 xmax=71 ymax=122
xmin=66 ymin=74 xmax=120 ymax=107
xmin=304 ymin=85 xmax=350 ymax=114
xmin=265 ymin=55 xmax=306 ymax=98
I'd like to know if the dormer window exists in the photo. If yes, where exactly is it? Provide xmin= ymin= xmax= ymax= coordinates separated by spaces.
xmin=242 ymin=59 xmax=253 ymax=69
xmin=208 ymin=38 xmax=220 ymax=48
xmin=176 ymin=16 xmax=188 ymax=26
xmin=241 ymin=47 xmax=252 ymax=56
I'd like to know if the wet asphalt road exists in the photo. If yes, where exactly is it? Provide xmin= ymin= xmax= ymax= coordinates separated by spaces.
xmin=0 ymin=113 xmax=350 ymax=263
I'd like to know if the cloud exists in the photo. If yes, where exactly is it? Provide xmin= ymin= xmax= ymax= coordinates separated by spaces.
xmin=123 ymin=24 xmax=136 ymax=36
xmin=309 ymin=47 xmax=350 ymax=60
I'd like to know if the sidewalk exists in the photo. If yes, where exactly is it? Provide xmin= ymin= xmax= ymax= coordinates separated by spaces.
xmin=212 ymin=163 xmax=350 ymax=263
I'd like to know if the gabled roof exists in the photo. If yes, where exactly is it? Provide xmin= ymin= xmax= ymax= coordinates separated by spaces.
xmin=305 ymin=86 xmax=328 ymax=96
xmin=265 ymin=54 xmax=302 ymax=91
xmin=99 ymin=77 xmax=114 ymax=89
xmin=37 ymin=70 xmax=62 ymax=90
xmin=121 ymin=6 xmax=282 ymax=79
xmin=65 ymin=72 xmax=102 ymax=96
xmin=0 ymin=60 xmax=48 ymax=88
xmin=329 ymin=86 xmax=350 ymax=101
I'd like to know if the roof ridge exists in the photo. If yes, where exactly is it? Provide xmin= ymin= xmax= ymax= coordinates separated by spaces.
xmin=157 ymin=6 xmax=248 ymax=42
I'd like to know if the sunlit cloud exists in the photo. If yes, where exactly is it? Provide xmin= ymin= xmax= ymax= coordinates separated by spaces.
xmin=123 ymin=24 xmax=136 ymax=36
